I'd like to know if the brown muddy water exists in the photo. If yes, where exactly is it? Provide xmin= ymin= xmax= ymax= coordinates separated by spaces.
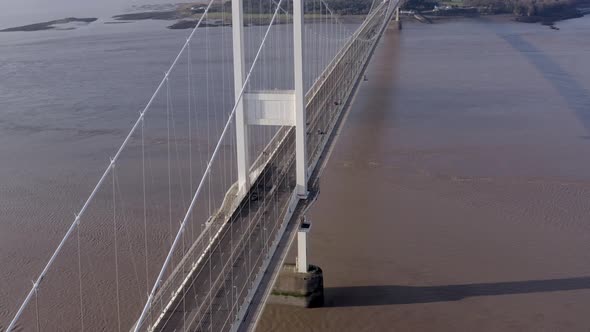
xmin=1 ymin=13 xmax=590 ymax=331
xmin=0 ymin=19 xmax=348 ymax=330
xmin=258 ymin=17 xmax=590 ymax=332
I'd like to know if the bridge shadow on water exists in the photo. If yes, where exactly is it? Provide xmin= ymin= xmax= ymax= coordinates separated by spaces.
xmin=324 ymin=276 xmax=590 ymax=307
xmin=498 ymin=32 xmax=590 ymax=134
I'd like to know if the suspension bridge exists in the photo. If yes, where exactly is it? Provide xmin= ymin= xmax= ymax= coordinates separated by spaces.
xmin=5 ymin=0 xmax=400 ymax=331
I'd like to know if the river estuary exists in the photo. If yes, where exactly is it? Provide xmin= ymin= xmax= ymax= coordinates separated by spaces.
xmin=1 ymin=11 xmax=590 ymax=331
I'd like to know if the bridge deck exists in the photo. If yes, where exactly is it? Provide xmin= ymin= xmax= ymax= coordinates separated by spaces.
xmin=143 ymin=2 xmax=398 ymax=331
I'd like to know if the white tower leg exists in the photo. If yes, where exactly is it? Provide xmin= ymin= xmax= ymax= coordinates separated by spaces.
xmin=293 ymin=0 xmax=308 ymax=197
xmin=232 ymin=0 xmax=250 ymax=194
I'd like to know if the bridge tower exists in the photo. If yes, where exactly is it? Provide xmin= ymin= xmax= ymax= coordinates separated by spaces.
xmin=232 ymin=0 xmax=308 ymax=198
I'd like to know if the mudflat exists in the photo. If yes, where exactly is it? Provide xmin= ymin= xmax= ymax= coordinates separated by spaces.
xmin=258 ymin=17 xmax=590 ymax=331
xmin=0 ymin=17 xmax=97 ymax=32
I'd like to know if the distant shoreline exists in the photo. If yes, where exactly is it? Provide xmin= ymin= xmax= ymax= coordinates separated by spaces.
xmin=403 ymin=0 xmax=589 ymax=27
xmin=113 ymin=9 xmax=366 ymax=30
xmin=0 ymin=1 xmax=369 ymax=32
xmin=1 ymin=1 xmax=587 ymax=33
xmin=399 ymin=7 xmax=588 ymax=29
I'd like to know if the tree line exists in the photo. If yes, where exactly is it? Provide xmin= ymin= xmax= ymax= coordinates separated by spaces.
xmin=463 ymin=0 xmax=579 ymax=16
xmin=403 ymin=0 xmax=582 ymax=16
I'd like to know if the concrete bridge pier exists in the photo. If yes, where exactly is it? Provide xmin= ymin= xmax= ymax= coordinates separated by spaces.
xmin=269 ymin=217 xmax=324 ymax=308
xmin=395 ymin=7 xmax=403 ymax=30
